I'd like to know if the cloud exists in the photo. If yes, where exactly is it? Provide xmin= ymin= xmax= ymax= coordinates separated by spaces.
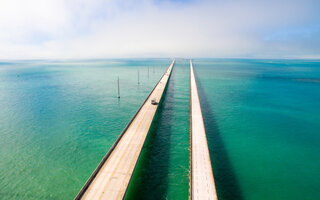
xmin=0 ymin=0 xmax=319 ymax=59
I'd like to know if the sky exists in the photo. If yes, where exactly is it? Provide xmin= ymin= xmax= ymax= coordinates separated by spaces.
xmin=0 ymin=0 xmax=319 ymax=59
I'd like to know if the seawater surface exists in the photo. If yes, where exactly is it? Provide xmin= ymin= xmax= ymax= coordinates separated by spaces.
xmin=194 ymin=59 xmax=320 ymax=200
xmin=0 ymin=59 xmax=170 ymax=199
xmin=125 ymin=60 xmax=190 ymax=199
xmin=1 ymin=58 xmax=320 ymax=200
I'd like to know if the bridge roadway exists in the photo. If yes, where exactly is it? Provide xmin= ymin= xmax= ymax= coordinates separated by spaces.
xmin=75 ymin=59 xmax=175 ymax=200
xmin=190 ymin=60 xmax=218 ymax=200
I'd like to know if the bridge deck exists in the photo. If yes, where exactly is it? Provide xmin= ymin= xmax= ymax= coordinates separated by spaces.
xmin=190 ymin=60 xmax=218 ymax=200
xmin=76 ymin=59 xmax=175 ymax=200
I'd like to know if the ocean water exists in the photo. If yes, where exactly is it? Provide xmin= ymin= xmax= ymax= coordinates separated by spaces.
xmin=125 ymin=60 xmax=190 ymax=199
xmin=0 ymin=59 xmax=169 ymax=199
xmin=1 ymin=58 xmax=320 ymax=200
xmin=193 ymin=59 xmax=320 ymax=200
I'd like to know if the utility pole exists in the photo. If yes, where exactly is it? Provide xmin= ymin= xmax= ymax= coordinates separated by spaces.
xmin=117 ymin=76 xmax=120 ymax=98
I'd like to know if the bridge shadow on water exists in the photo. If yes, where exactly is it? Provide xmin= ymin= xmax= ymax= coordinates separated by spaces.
xmin=124 ymin=67 xmax=175 ymax=200
xmin=193 ymin=68 xmax=244 ymax=200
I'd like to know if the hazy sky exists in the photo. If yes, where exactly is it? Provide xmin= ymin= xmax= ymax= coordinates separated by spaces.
xmin=0 ymin=0 xmax=319 ymax=59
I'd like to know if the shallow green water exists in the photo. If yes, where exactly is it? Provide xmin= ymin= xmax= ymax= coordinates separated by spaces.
xmin=125 ymin=60 xmax=190 ymax=200
xmin=194 ymin=59 xmax=320 ymax=200
xmin=0 ymin=59 xmax=169 ymax=199
xmin=1 ymin=58 xmax=320 ymax=200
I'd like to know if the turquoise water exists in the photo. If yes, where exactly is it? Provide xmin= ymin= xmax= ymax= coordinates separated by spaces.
xmin=1 ymin=58 xmax=320 ymax=200
xmin=125 ymin=60 xmax=190 ymax=199
xmin=0 ymin=59 xmax=169 ymax=199
xmin=194 ymin=59 xmax=320 ymax=200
